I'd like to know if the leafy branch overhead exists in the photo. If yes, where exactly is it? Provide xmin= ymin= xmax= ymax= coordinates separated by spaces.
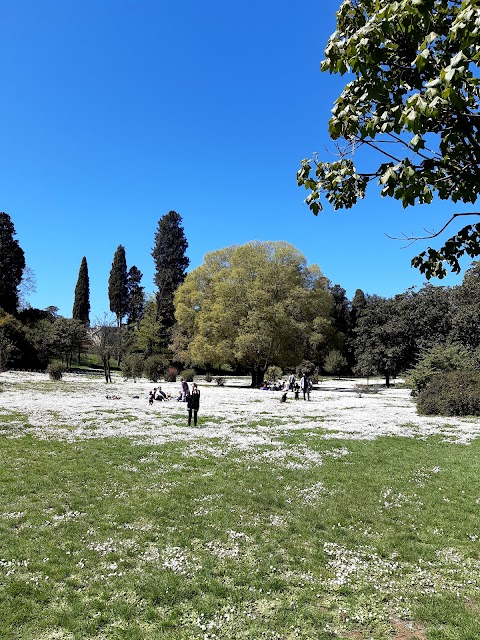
xmin=297 ymin=0 xmax=480 ymax=278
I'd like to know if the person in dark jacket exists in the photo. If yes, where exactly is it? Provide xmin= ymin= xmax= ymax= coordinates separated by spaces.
xmin=187 ymin=383 xmax=201 ymax=426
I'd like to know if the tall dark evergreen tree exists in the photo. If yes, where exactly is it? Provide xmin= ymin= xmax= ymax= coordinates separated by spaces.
xmin=126 ymin=266 xmax=145 ymax=328
xmin=0 ymin=212 xmax=26 ymax=315
xmin=329 ymin=284 xmax=351 ymax=339
xmin=152 ymin=211 xmax=189 ymax=346
xmin=350 ymin=288 xmax=367 ymax=330
xmin=108 ymin=245 xmax=128 ymax=328
xmin=72 ymin=256 xmax=90 ymax=325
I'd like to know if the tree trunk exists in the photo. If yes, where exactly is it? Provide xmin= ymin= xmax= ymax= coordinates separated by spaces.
xmin=385 ymin=371 xmax=390 ymax=388
xmin=116 ymin=317 xmax=122 ymax=368
xmin=250 ymin=366 xmax=266 ymax=388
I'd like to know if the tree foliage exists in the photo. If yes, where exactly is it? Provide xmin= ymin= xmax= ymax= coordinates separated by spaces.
xmin=72 ymin=256 xmax=90 ymax=325
xmin=108 ymin=245 xmax=128 ymax=327
xmin=450 ymin=260 xmax=480 ymax=349
xmin=407 ymin=342 xmax=471 ymax=393
xmin=174 ymin=241 xmax=334 ymax=386
xmin=134 ymin=296 xmax=165 ymax=357
xmin=354 ymin=295 xmax=415 ymax=386
xmin=417 ymin=370 xmax=480 ymax=416
xmin=0 ymin=212 xmax=25 ymax=315
xmin=152 ymin=211 xmax=189 ymax=346
xmin=0 ymin=310 xmax=41 ymax=370
xmin=298 ymin=0 xmax=480 ymax=278
xmin=126 ymin=265 xmax=145 ymax=328
xmin=324 ymin=349 xmax=348 ymax=377
xmin=51 ymin=317 xmax=86 ymax=369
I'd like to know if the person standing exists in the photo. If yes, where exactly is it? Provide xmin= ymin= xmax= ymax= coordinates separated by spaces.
xmin=288 ymin=373 xmax=295 ymax=391
xmin=300 ymin=374 xmax=311 ymax=400
xmin=187 ymin=383 xmax=201 ymax=426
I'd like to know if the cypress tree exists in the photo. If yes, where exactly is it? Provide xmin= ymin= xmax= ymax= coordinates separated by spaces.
xmin=126 ymin=265 xmax=145 ymax=328
xmin=152 ymin=211 xmax=189 ymax=345
xmin=351 ymin=288 xmax=367 ymax=328
xmin=108 ymin=245 xmax=128 ymax=328
xmin=72 ymin=256 xmax=90 ymax=325
xmin=0 ymin=212 xmax=26 ymax=315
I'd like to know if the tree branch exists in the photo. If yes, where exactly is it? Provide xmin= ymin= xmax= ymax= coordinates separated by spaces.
xmin=386 ymin=212 xmax=480 ymax=244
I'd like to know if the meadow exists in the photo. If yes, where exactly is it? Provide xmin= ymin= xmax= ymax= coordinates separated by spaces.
xmin=0 ymin=372 xmax=479 ymax=640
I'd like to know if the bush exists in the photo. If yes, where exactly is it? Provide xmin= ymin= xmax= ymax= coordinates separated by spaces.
xmin=121 ymin=354 xmax=145 ymax=380
xmin=164 ymin=366 xmax=178 ymax=383
xmin=180 ymin=368 xmax=195 ymax=382
xmin=143 ymin=355 xmax=168 ymax=382
xmin=215 ymin=376 xmax=225 ymax=386
xmin=417 ymin=370 xmax=480 ymax=416
xmin=407 ymin=343 xmax=472 ymax=394
xmin=47 ymin=361 xmax=66 ymax=380
xmin=265 ymin=365 xmax=282 ymax=383
xmin=204 ymin=373 xmax=213 ymax=383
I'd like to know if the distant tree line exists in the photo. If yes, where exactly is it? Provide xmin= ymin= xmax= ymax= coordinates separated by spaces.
xmin=2 ymin=209 xmax=480 ymax=399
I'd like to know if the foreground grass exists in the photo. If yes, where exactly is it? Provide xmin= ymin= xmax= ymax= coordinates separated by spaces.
xmin=1 ymin=430 xmax=480 ymax=639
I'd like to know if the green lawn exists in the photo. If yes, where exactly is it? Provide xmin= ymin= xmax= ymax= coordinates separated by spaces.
xmin=1 ymin=428 xmax=480 ymax=639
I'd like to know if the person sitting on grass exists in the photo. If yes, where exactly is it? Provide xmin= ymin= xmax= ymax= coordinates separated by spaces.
xmin=155 ymin=386 xmax=167 ymax=401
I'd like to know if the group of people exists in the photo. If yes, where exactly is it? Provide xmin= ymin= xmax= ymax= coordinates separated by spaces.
xmin=260 ymin=374 xmax=313 ymax=401
xmin=148 ymin=371 xmax=311 ymax=424
xmin=277 ymin=373 xmax=313 ymax=401
xmin=259 ymin=381 xmax=287 ymax=391
xmin=148 ymin=386 xmax=168 ymax=404
xmin=148 ymin=378 xmax=201 ymax=427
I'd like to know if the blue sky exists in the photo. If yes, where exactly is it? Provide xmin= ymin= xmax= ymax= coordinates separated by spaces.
xmin=1 ymin=0 xmax=470 ymax=319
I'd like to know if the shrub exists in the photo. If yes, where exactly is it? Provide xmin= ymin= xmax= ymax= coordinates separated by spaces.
xmin=121 ymin=354 xmax=145 ymax=380
xmin=180 ymin=368 xmax=195 ymax=382
xmin=417 ymin=370 xmax=480 ymax=416
xmin=164 ymin=366 xmax=178 ymax=383
xmin=265 ymin=365 xmax=282 ymax=383
xmin=47 ymin=361 xmax=66 ymax=380
xmin=204 ymin=373 xmax=213 ymax=383
xmin=215 ymin=376 xmax=225 ymax=386
xmin=407 ymin=343 xmax=472 ymax=394
xmin=143 ymin=355 xmax=168 ymax=382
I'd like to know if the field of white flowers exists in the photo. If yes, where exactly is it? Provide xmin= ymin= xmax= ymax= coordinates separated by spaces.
xmin=0 ymin=370 xmax=478 ymax=445
xmin=1 ymin=371 xmax=479 ymax=640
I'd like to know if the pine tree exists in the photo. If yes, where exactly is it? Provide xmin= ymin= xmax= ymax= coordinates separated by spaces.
xmin=72 ymin=257 xmax=90 ymax=325
xmin=0 ymin=212 xmax=26 ymax=315
xmin=126 ymin=265 xmax=145 ymax=328
xmin=152 ymin=211 xmax=189 ymax=346
xmin=108 ymin=245 xmax=128 ymax=328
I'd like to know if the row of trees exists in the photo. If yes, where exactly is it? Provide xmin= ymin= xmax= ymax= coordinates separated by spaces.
xmin=2 ymin=207 xmax=480 ymax=389
xmin=0 ymin=210 xmax=190 ymax=379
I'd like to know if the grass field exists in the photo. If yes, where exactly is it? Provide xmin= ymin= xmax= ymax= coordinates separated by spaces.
xmin=1 ymin=373 xmax=479 ymax=639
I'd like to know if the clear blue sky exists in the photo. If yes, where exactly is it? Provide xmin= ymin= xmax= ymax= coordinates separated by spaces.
xmin=1 ymin=0 xmax=470 ymax=319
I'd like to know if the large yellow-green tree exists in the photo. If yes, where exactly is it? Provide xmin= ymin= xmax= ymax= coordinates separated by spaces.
xmin=174 ymin=241 xmax=335 ymax=386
